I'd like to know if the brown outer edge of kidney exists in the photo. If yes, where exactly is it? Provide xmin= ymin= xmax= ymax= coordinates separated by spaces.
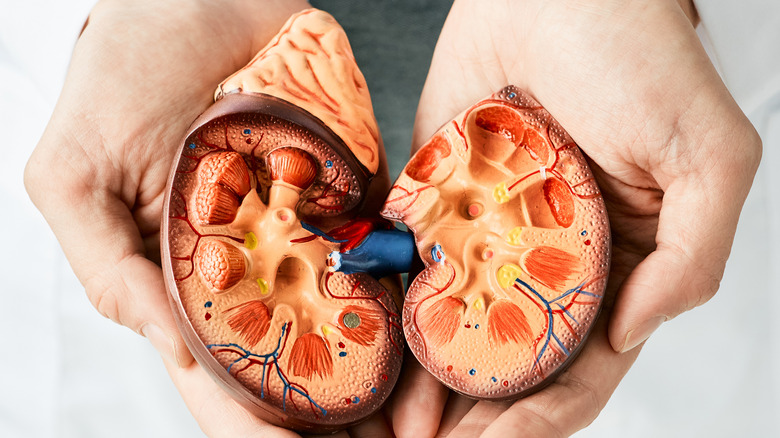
xmin=160 ymin=92 xmax=378 ymax=433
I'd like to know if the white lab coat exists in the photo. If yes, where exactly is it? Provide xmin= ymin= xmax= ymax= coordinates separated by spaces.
xmin=0 ymin=1 xmax=776 ymax=436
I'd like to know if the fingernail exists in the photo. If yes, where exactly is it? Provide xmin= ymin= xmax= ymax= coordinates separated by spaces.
xmin=620 ymin=316 xmax=666 ymax=353
xmin=141 ymin=323 xmax=181 ymax=367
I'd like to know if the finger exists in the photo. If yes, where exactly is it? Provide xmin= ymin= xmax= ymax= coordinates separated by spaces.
xmin=306 ymin=431 xmax=349 ymax=438
xmin=435 ymin=394 xmax=477 ymax=437
xmin=345 ymin=413 xmax=392 ymax=438
xmin=162 ymin=357 xmax=301 ymax=438
xmin=609 ymin=142 xmax=760 ymax=353
xmin=387 ymin=353 xmax=449 ymax=438
xmin=445 ymin=400 xmax=512 ymax=438
xmin=480 ymin=316 xmax=640 ymax=438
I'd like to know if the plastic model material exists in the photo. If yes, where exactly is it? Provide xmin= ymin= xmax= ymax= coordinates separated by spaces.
xmin=161 ymin=6 xmax=611 ymax=431
xmin=161 ymin=9 xmax=404 ymax=432
xmin=380 ymin=86 xmax=610 ymax=400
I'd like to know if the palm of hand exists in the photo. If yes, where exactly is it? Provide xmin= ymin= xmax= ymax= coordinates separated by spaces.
xmin=61 ymin=2 xmax=267 ymax=256
xmin=30 ymin=1 xmax=271 ymax=266
xmin=26 ymin=1 xmax=323 ymax=436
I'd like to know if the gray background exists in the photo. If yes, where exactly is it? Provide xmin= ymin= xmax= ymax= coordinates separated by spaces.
xmin=310 ymin=0 xmax=450 ymax=179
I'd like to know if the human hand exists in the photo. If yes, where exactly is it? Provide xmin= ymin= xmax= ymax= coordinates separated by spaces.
xmin=23 ymin=0 xmax=393 ymax=436
xmin=388 ymin=0 xmax=761 ymax=436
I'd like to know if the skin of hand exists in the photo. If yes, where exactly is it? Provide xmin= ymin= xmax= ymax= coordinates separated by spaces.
xmin=24 ymin=0 xmax=393 ymax=436
xmin=387 ymin=0 xmax=761 ymax=437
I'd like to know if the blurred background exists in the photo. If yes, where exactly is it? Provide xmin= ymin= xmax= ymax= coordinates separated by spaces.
xmin=1 ymin=0 xmax=777 ymax=436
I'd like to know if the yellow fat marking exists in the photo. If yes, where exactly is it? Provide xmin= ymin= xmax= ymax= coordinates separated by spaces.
xmin=321 ymin=325 xmax=333 ymax=337
xmin=473 ymin=297 xmax=485 ymax=311
xmin=507 ymin=227 xmax=524 ymax=246
xmin=256 ymin=277 xmax=269 ymax=295
xmin=493 ymin=182 xmax=510 ymax=204
xmin=496 ymin=264 xmax=524 ymax=289
xmin=244 ymin=231 xmax=258 ymax=250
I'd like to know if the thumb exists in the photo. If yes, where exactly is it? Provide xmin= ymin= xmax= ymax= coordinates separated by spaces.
xmin=609 ymin=151 xmax=760 ymax=353
xmin=25 ymin=134 xmax=193 ymax=368
xmin=86 ymin=251 xmax=193 ymax=368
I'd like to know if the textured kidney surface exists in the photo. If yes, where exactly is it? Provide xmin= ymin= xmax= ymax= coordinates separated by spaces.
xmin=381 ymin=86 xmax=610 ymax=399
xmin=164 ymin=113 xmax=403 ymax=428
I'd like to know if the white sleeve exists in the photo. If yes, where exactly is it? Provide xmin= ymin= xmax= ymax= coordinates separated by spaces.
xmin=694 ymin=0 xmax=780 ymax=116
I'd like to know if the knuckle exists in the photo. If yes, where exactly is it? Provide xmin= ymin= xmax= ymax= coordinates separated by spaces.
xmin=743 ymin=124 xmax=763 ymax=172
xmin=25 ymin=137 xmax=97 ymax=209
xmin=689 ymin=272 xmax=721 ymax=310
xmin=719 ymin=118 xmax=762 ymax=175
xmin=512 ymin=408 xmax=565 ymax=438
xmin=84 ymin=273 xmax=124 ymax=326
xmin=90 ymin=0 xmax=125 ymax=21
xmin=514 ymin=374 xmax=604 ymax=438
xmin=454 ymin=424 xmax=489 ymax=438
xmin=23 ymin=149 xmax=52 ymax=201
xmin=555 ymin=373 xmax=602 ymax=429
xmin=667 ymin=243 xmax=724 ymax=313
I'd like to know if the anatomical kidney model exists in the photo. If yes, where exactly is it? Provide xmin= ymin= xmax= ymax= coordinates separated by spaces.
xmin=161 ymin=10 xmax=406 ymax=432
xmin=380 ymin=86 xmax=611 ymax=400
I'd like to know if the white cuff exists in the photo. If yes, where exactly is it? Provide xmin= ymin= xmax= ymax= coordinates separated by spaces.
xmin=694 ymin=0 xmax=780 ymax=116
